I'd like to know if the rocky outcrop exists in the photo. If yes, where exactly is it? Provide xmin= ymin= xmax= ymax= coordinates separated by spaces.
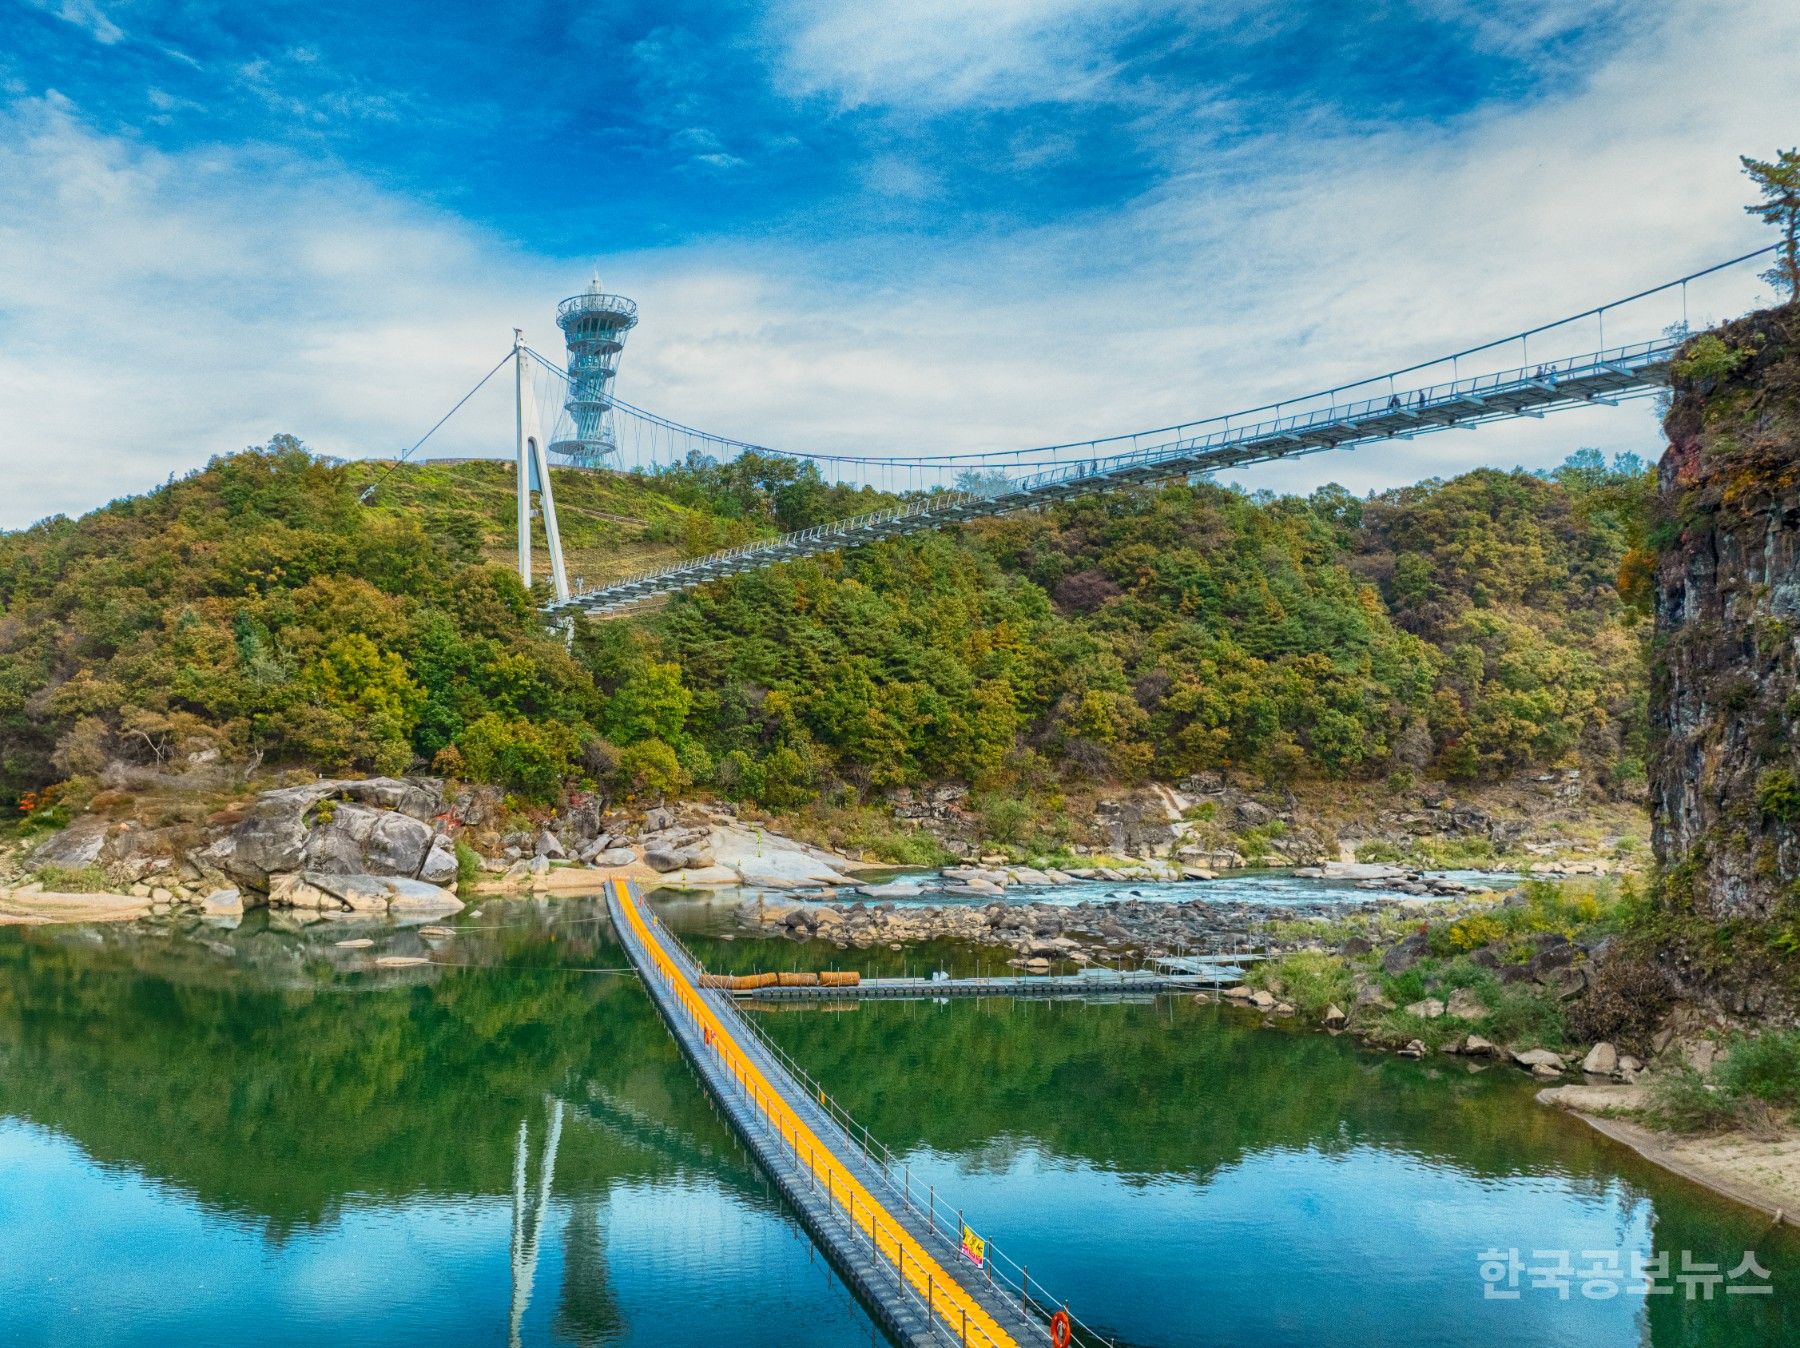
xmin=196 ymin=777 xmax=455 ymax=893
xmin=1652 ymin=305 xmax=1800 ymax=919
xmin=269 ymin=871 xmax=462 ymax=918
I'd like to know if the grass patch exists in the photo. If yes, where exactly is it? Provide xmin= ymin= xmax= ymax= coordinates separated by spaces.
xmin=30 ymin=863 xmax=112 ymax=893
xmin=1254 ymin=950 xmax=1356 ymax=1018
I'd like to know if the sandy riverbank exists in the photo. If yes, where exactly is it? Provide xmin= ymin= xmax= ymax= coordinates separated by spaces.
xmin=1539 ymin=1084 xmax=1799 ymax=1226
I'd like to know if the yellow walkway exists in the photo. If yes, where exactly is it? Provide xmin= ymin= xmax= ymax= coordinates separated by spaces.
xmin=609 ymin=878 xmax=1023 ymax=1348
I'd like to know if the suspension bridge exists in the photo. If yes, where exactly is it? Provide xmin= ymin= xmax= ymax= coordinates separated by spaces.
xmin=371 ymin=246 xmax=1776 ymax=621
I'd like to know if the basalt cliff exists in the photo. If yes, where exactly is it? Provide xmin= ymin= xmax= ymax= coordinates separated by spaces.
xmin=1652 ymin=302 xmax=1800 ymax=922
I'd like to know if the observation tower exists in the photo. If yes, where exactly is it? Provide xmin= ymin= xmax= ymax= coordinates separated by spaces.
xmin=548 ymin=274 xmax=638 ymax=465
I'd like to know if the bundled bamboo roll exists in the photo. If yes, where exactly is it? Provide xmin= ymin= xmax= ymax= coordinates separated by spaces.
xmin=778 ymin=970 xmax=821 ymax=987
xmin=818 ymin=970 xmax=861 ymax=987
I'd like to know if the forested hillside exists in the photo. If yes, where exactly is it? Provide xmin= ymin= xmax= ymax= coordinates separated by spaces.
xmin=0 ymin=439 xmax=1653 ymax=827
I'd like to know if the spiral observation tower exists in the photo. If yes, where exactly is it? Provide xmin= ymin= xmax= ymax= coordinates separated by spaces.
xmin=547 ymin=274 xmax=638 ymax=465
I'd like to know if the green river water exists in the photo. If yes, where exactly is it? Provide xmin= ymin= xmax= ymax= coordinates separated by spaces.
xmin=0 ymin=891 xmax=1794 ymax=1347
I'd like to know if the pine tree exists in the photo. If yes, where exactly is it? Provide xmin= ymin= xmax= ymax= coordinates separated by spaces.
xmin=1742 ymin=148 xmax=1800 ymax=300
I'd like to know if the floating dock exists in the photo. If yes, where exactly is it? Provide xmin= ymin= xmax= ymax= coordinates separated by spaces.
xmin=736 ymin=966 xmax=1242 ymax=1002
xmin=605 ymin=878 xmax=1109 ymax=1347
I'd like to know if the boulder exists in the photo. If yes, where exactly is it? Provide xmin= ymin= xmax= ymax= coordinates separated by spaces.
xmin=1381 ymin=931 xmax=1429 ymax=975
xmin=1398 ymin=1039 xmax=1427 ymax=1059
xmin=266 ymin=871 xmax=460 ymax=917
xmin=419 ymin=837 xmax=459 ymax=886
xmin=1463 ymin=1034 xmax=1498 ymax=1057
xmin=1247 ymin=989 xmax=1277 ymax=1011
xmin=576 ymin=835 xmax=614 ymax=862
xmin=1352 ymin=984 xmax=1395 ymax=1013
xmin=669 ymin=865 xmax=741 ymax=886
xmin=1322 ymin=1003 xmax=1347 ymax=1029
xmin=644 ymin=847 xmax=686 ymax=873
xmin=859 ymin=881 xmax=925 ymax=900
xmin=1537 ymin=1082 xmax=1651 ymax=1113
xmin=1222 ymin=985 xmax=1256 ymax=1001
xmin=201 ymin=888 xmax=244 ymax=917
xmin=679 ymin=848 xmax=716 ymax=869
xmin=1445 ymin=988 xmax=1488 ymax=1020
xmin=28 ymin=819 xmax=110 ymax=868
xmin=1581 ymin=1042 xmax=1619 ymax=1076
xmin=535 ymin=830 xmax=566 ymax=859
xmin=197 ymin=779 xmax=446 ymax=890
xmin=1512 ymin=1048 xmax=1566 ymax=1072
xmin=735 ymin=852 xmax=854 ymax=889
xmin=1403 ymin=998 xmax=1446 ymax=1020
xmin=589 ymin=848 xmax=638 ymax=869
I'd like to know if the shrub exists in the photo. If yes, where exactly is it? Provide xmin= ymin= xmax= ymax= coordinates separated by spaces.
xmin=1671 ymin=332 xmax=1751 ymax=382
xmin=456 ymin=713 xmax=582 ymax=801
xmin=1756 ymin=768 xmax=1800 ymax=824
xmin=454 ymin=839 xmax=483 ymax=896
xmin=1357 ymin=840 xmax=1408 ymax=864
xmin=979 ymin=796 xmax=1035 ymax=846
xmin=1256 ymin=951 xmax=1356 ymax=1018
xmin=1645 ymin=1065 xmax=1737 ymax=1133
xmin=1565 ymin=943 xmax=1673 ymax=1049
xmin=1716 ymin=1030 xmax=1800 ymax=1110
xmin=1447 ymin=913 xmax=1506 ymax=950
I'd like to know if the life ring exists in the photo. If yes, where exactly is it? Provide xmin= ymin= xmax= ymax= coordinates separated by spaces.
xmin=1050 ymin=1311 xmax=1072 ymax=1347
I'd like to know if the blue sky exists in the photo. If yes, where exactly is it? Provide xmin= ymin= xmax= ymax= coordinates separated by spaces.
xmin=1 ymin=0 xmax=1796 ymax=524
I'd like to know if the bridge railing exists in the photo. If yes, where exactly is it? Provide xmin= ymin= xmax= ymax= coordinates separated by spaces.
xmin=650 ymin=914 xmax=1123 ymax=1348
xmin=555 ymin=333 xmax=1682 ymax=612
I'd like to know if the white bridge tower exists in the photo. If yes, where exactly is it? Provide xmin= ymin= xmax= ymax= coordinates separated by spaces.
xmin=513 ymin=327 xmax=571 ymax=604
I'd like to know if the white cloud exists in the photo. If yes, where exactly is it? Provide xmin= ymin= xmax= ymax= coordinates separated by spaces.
xmin=24 ymin=0 xmax=125 ymax=46
xmin=0 ymin=96 xmax=566 ymax=526
xmin=767 ymin=0 xmax=1173 ymax=111
xmin=1 ymin=0 xmax=1797 ymax=529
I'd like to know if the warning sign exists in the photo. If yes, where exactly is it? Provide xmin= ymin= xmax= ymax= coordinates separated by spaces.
xmin=960 ymin=1225 xmax=985 ymax=1267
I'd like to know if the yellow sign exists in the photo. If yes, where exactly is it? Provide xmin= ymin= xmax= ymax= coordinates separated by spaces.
xmin=960 ymin=1225 xmax=985 ymax=1267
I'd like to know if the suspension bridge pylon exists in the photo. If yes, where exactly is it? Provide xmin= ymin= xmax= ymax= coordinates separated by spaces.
xmin=514 ymin=326 xmax=572 ymax=604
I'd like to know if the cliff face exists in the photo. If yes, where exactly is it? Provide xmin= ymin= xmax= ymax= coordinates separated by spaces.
xmin=1651 ymin=303 xmax=1800 ymax=920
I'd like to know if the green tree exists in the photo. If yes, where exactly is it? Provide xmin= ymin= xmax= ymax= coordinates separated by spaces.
xmin=1743 ymin=147 xmax=1800 ymax=299
xmin=603 ymin=660 xmax=691 ymax=745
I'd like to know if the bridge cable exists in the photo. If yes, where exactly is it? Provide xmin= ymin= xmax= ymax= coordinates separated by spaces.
xmin=529 ymin=243 xmax=1778 ymax=473
xmin=357 ymin=349 xmax=513 ymax=503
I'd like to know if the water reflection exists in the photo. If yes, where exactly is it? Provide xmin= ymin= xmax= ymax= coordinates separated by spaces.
xmin=509 ymin=1098 xmax=567 ymax=1348
xmin=0 ymin=906 xmax=1796 ymax=1348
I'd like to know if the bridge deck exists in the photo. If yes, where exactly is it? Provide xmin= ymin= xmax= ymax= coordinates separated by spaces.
xmin=605 ymin=878 xmax=1079 ymax=1348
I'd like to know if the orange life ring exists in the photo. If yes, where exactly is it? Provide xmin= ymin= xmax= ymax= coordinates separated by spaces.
xmin=1050 ymin=1310 xmax=1072 ymax=1347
